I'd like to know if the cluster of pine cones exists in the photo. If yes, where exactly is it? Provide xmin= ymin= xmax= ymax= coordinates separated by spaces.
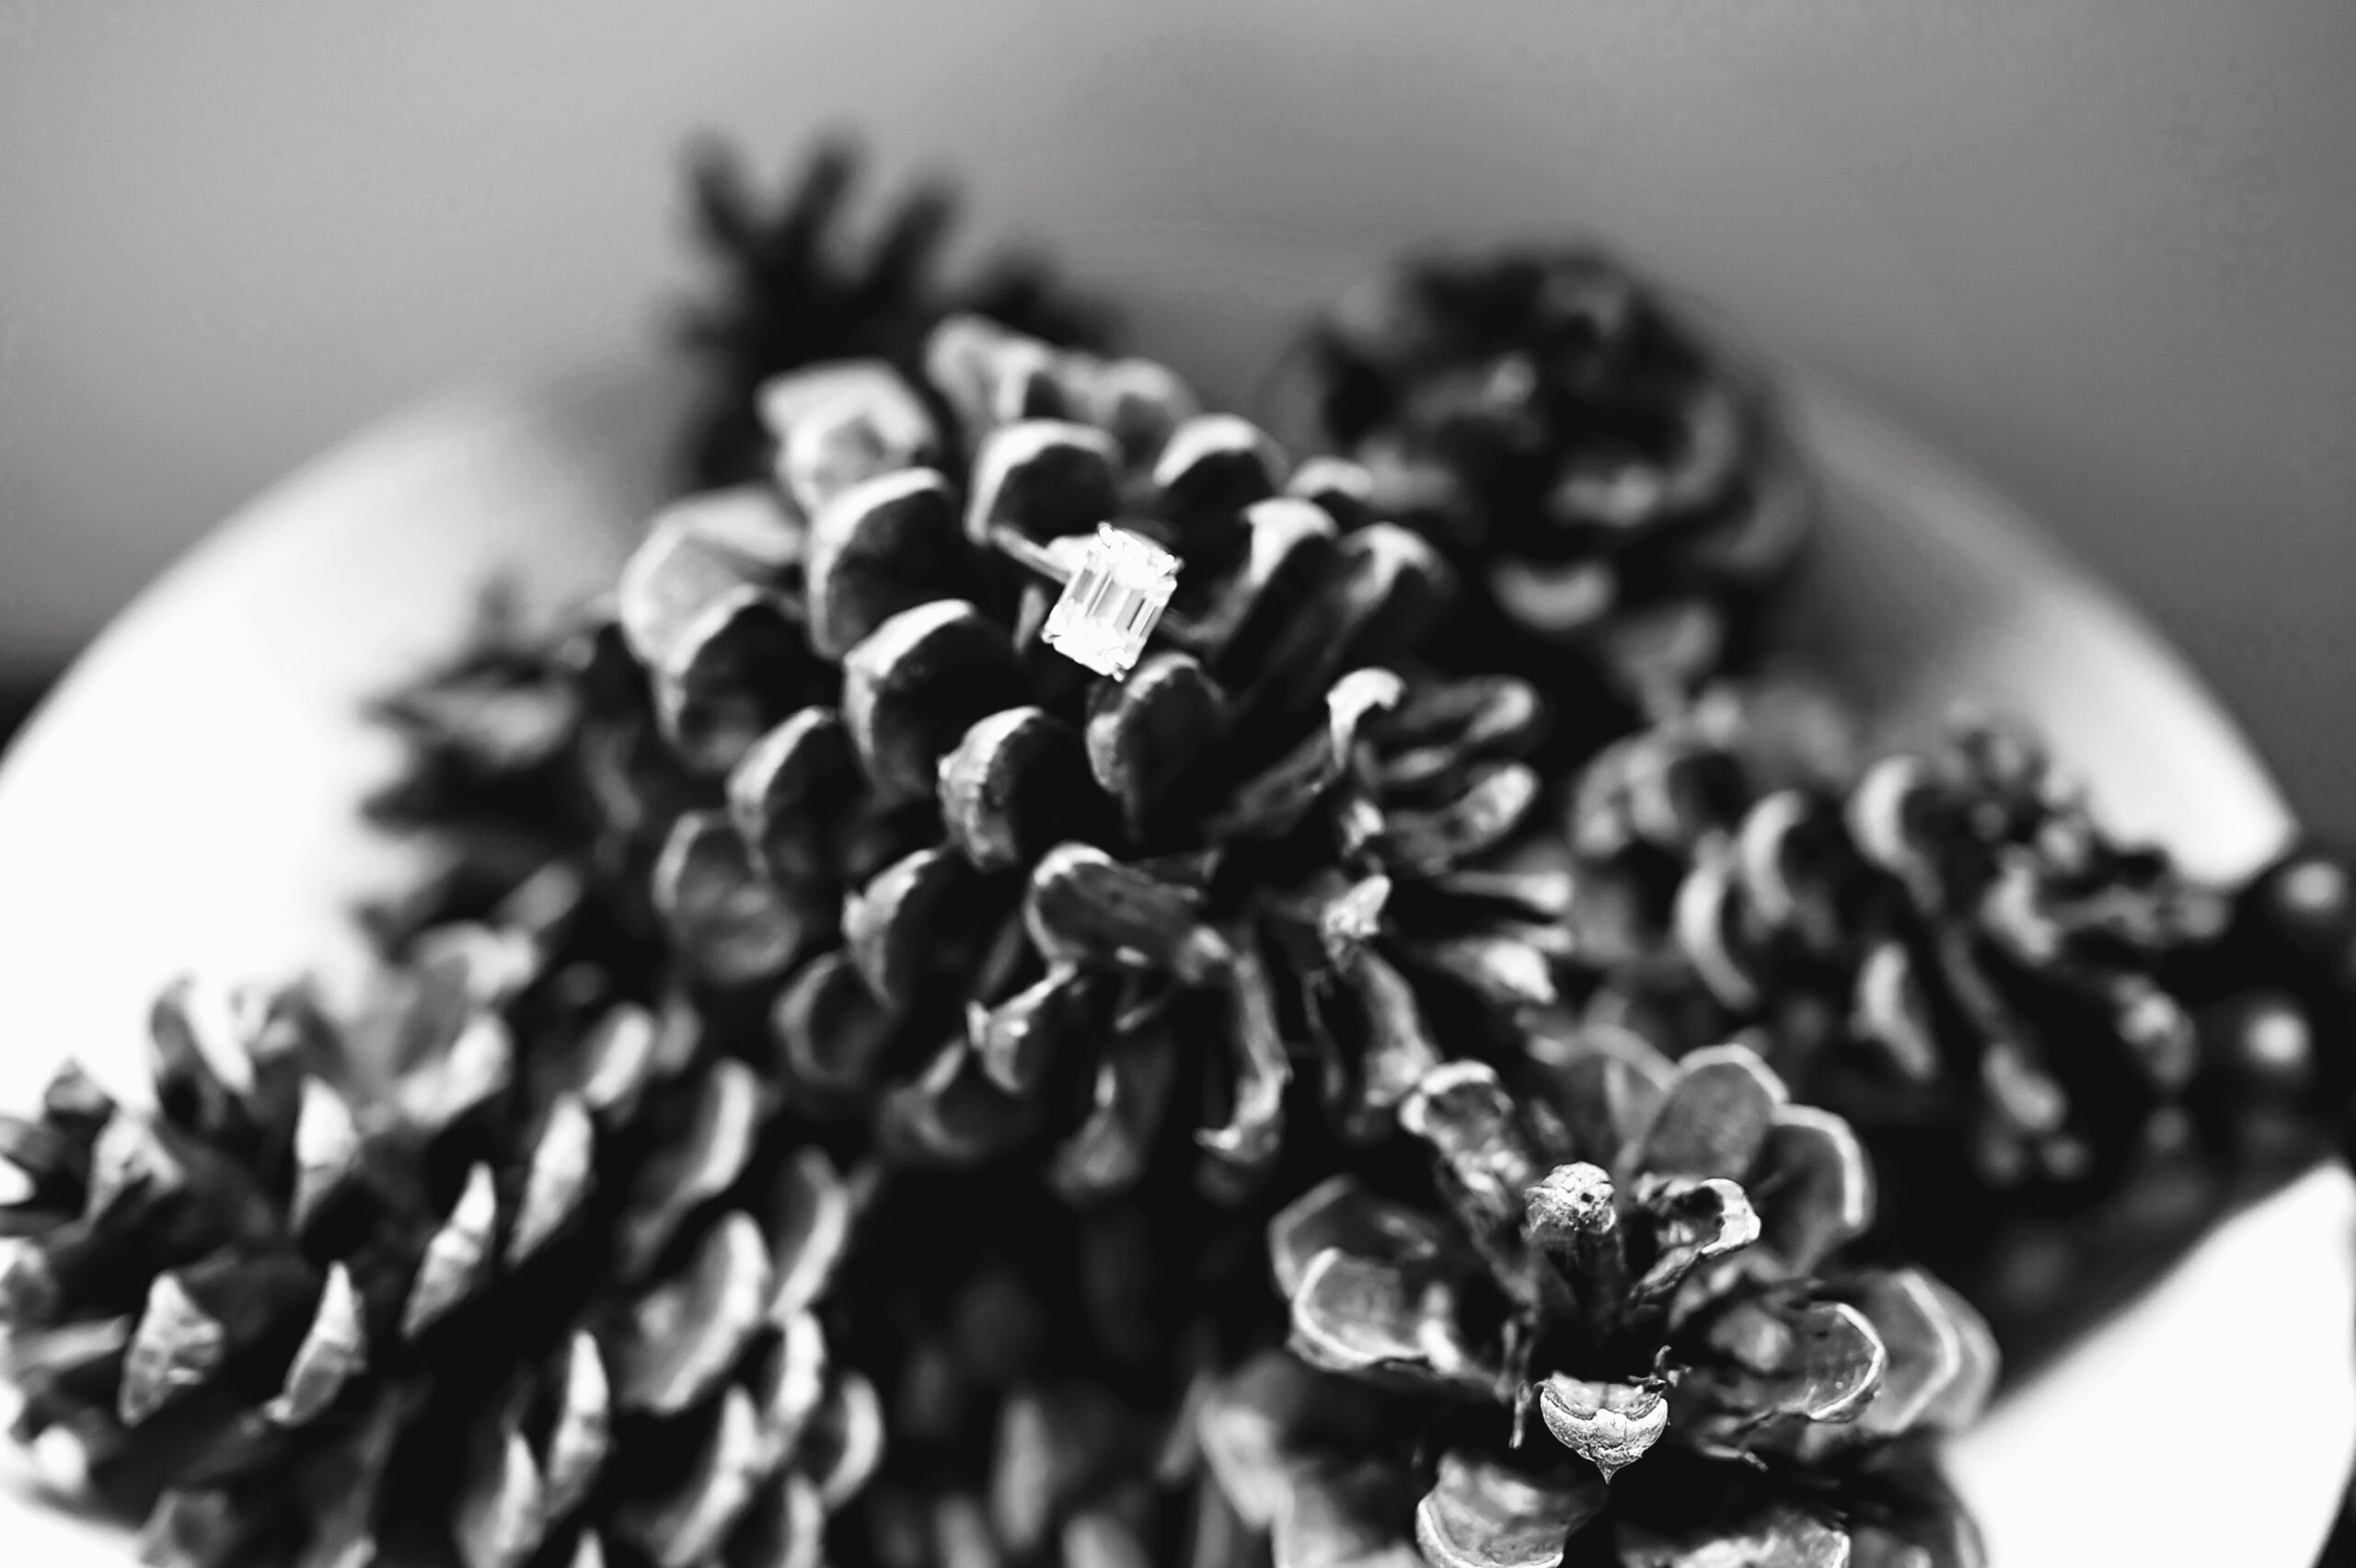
xmin=4 ymin=143 xmax=2352 ymax=1568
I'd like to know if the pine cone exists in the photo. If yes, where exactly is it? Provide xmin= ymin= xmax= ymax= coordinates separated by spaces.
xmin=859 ymin=1389 xmax=1183 ymax=1568
xmin=1304 ymin=248 xmax=1814 ymax=725
xmin=1196 ymin=1046 xmax=1990 ymax=1568
xmin=1202 ymin=1354 xmax=1975 ymax=1568
xmin=2172 ymin=839 xmax=2356 ymax=1156
xmin=360 ymin=589 xmax=603 ymax=952
xmin=1550 ymin=683 xmax=2342 ymax=1354
xmin=863 ymin=1344 xmax=1176 ymax=1568
xmin=596 ymin=316 xmax=1573 ymax=1204
xmin=680 ymin=138 xmax=1112 ymax=490
xmin=369 ymin=140 xmax=1111 ymax=951
xmin=0 ymin=920 xmax=880 ymax=1568
xmin=837 ymin=1182 xmax=1218 ymax=1568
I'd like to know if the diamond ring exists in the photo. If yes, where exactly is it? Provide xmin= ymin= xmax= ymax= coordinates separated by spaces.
xmin=990 ymin=524 xmax=1184 ymax=681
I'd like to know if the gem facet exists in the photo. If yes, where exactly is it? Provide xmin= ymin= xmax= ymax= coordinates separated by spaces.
xmin=1041 ymin=525 xmax=1180 ymax=679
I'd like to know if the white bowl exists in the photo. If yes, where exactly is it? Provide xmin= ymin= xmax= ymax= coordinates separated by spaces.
xmin=0 ymin=355 xmax=2345 ymax=1566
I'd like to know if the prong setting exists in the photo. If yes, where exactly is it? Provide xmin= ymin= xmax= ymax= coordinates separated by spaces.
xmin=1039 ymin=525 xmax=1182 ymax=680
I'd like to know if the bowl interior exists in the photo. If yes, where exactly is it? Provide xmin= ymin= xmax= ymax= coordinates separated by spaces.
xmin=0 ymin=352 xmax=2339 ymax=1567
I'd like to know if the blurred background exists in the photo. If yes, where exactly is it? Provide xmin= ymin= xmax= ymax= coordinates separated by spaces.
xmin=2 ymin=1 xmax=2351 ymax=834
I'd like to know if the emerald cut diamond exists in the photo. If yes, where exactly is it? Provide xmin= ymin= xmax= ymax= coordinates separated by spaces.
xmin=1041 ymin=525 xmax=1181 ymax=679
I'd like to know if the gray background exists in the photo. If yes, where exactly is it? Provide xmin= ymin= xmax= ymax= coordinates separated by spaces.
xmin=3 ymin=1 xmax=2351 ymax=835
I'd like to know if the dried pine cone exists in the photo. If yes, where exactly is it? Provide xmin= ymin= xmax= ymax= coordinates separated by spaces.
xmin=681 ymin=138 xmax=1111 ymax=490
xmin=0 ymin=916 xmax=880 ymax=1568
xmin=1201 ymin=1355 xmax=1975 ymax=1568
xmin=361 ymin=589 xmax=605 ymax=952
xmin=595 ymin=316 xmax=1575 ymax=1204
xmin=2170 ymin=840 xmax=2356 ymax=1157
xmin=836 ymin=1175 xmax=1242 ymax=1568
xmin=1551 ymin=682 xmax=2340 ymax=1354
xmin=1304 ymin=248 xmax=1814 ymax=726
xmin=1195 ymin=1045 xmax=1990 ymax=1568
xmin=370 ymin=141 xmax=1108 ymax=953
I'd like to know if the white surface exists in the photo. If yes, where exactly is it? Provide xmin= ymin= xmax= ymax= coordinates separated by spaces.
xmin=0 ymin=360 xmax=2344 ymax=1564
xmin=1949 ymin=1163 xmax=2356 ymax=1568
